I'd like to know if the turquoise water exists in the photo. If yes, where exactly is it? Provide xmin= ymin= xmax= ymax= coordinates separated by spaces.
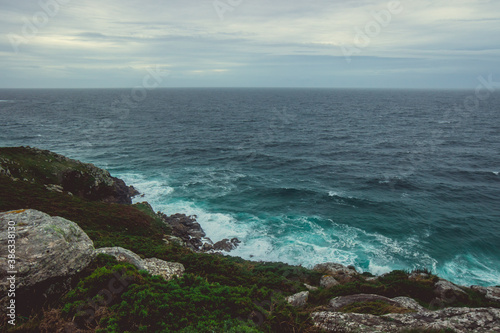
xmin=1 ymin=88 xmax=499 ymax=286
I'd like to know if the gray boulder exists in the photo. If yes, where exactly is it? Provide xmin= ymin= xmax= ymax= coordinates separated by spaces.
xmin=471 ymin=285 xmax=500 ymax=303
xmin=320 ymin=275 xmax=340 ymax=289
xmin=96 ymin=247 xmax=147 ymax=270
xmin=287 ymin=291 xmax=309 ymax=307
xmin=392 ymin=296 xmax=427 ymax=312
xmin=329 ymin=294 xmax=424 ymax=312
xmin=213 ymin=238 xmax=241 ymax=252
xmin=433 ymin=279 xmax=467 ymax=304
xmin=0 ymin=209 xmax=95 ymax=306
xmin=96 ymin=247 xmax=185 ymax=281
xmin=312 ymin=307 xmax=500 ymax=333
xmin=143 ymin=258 xmax=185 ymax=281
xmin=313 ymin=263 xmax=359 ymax=283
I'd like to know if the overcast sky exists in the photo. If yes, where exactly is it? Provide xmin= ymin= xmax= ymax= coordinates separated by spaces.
xmin=1 ymin=0 xmax=499 ymax=89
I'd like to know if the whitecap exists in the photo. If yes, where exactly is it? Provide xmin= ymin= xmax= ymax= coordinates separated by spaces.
xmin=439 ymin=254 xmax=500 ymax=287
xmin=493 ymin=171 xmax=499 ymax=176
xmin=117 ymin=172 xmax=174 ymax=201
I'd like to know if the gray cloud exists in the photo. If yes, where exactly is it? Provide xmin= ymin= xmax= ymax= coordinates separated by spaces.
xmin=0 ymin=0 xmax=499 ymax=88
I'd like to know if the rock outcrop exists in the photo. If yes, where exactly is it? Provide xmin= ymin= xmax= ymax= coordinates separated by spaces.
xmin=212 ymin=238 xmax=241 ymax=252
xmin=320 ymin=275 xmax=340 ymax=289
xmin=287 ymin=291 xmax=309 ymax=307
xmin=143 ymin=258 xmax=185 ymax=281
xmin=471 ymin=285 xmax=500 ymax=303
xmin=159 ymin=213 xmax=206 ymax=250
xmin=313 ymin=263 xmax=359 ymax=283
xmin=96 ymin=247 xmax=148 ymax=270
xmin=432 ymin=278 xmax=468 ymax=305
xmin=312 ymin=307 xmax=500 ymax=332
xmin=0 ymin=146 xmax=138 ymax=204
xmin=96 ymin=246 xmax=185 ymax=281
xmin=0 ymin=209 xmax=95 ymax=307
xmin=329 ymin=294 xmax=426 ymax=313
xmin=159 ymin=212 xmax=240 ymax=252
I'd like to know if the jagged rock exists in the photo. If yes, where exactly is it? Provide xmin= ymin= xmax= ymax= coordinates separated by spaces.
xmin=287 ymin=291 xmax=309 ymax=307
xmin=96 ymin=247 xmax=184 ymax=281
xmin=471 ymin=285 xmax=500 ymax=303
xmin=128 ymin=185 xmax=140 ymax=197
xmin=159 ymin=213 xmax=206 ymax=250
xmin=201 ymin=243 xmax=214 ymax=251
xmin=0 ymin=209 xmax=95 ymax=307
xmin=320 ymin=275 xmax=340 ymax=289
xmin=142 ymin=258 xmax=185 ymax=281
xmin=95 ymin=247 xmax=147 ymax=270
xmin=313 ymin=263 xmax=359 ymax=283
xmin=311 ymin=307 xmax=500 ymax=332
xmin=433 ymin=279 xmax=467 ymax=304
xmin=409 ymin=272 xmax=431 ymax=281
xmin=0 ymin=146 xmax=137 ymax=204
xmin=162 ymin=235 xmax=186 ymax=247
xmin=213 ymin=238 xmax=241 ymax=252
xmin=329 ymin=294 xmax=421 ymax=312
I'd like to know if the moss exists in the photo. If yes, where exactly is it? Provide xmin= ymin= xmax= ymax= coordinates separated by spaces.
xmin=0 ymin=174 xmax=169 ymax=257
xmin=339 ymin=300 xmax=414 ymax=315
xmin=0 ymin=146 xmax=91 ymax=186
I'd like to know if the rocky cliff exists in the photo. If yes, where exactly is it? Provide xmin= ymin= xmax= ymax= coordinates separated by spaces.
xmin=1 ymin=147 xmax=499 ymax=332
xmin=0 ymin=146 xmax=138 ymax=204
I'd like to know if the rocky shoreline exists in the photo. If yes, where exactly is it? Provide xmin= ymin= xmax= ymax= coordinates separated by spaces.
xmin=1 ymin=146 xmax=500 ymax=332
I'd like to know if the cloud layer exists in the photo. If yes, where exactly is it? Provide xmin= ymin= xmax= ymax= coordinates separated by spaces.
xmin=1 ymin=0 xmax=499 ymax=88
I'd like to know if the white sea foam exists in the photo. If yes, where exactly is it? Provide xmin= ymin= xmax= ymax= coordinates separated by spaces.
xmin=117 ymin=172 xmax=481 ymax=286
xmin=158 ymin=200 xmax=248 ymax=242
xmin=439 ymin=254 xmax=500 ymax=287
xmin=119 ymin=171 xmax=249 ymax=243
xmin=118 ymin=172 xmax=175 ymax=201
xmin=493 ymin=171 xmax=499 ymax=176
xmin=367 ymin=262 xmax=392 ymax=276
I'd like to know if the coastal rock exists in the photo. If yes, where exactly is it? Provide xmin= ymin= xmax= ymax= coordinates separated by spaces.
xmin=96 ymin=247 xmax=184 ymax=281
xmin=392 ymin=296 xmax=428 ymax=312
xmin=433 ymin=279 xmax=467 ymax=304
xmin=158 ymin=212 xmax=241 ymax=252
xmin=162 ymin=235 xmax=186 ymax=247
xmin=0 ymin=209 xmax=94 ymax=307
xmin=312 ymin=307 xmax=500 ymax=332
xmin=142 ymin=258 xmax=185 ymax=281
xmin=313 ymin=263 xmax=359 ymax=283
xmin=201 ymin=242 xmax=214 ymax=251
xmin=409 ymin=272 xmax=431 ymax=281
xmin=287 ymin=291 xmax=309 ymax=307
xmin=0 ymin=146 xmax=138 ymax=204
xmin=320 ymin=275 xmax=340 ymax=289
xmin=471 ymin=285 xmax=500 ymax=303
xmin=95 ymin=247 xmax=147 ymax=271
xmin=159 ymin=213 xmax=206 ymax=250
xmin=329 ymin=294 xmax=422 ymax=312
xmin=213 ymin=238 xmax=241 ymax=252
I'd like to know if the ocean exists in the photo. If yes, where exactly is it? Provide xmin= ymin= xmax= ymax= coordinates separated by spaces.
xmin=1 ymin=88 xmax=499 ymax=287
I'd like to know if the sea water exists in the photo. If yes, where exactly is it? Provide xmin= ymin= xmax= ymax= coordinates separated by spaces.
xmin=1 ymin=88 xmax=499 ymax=286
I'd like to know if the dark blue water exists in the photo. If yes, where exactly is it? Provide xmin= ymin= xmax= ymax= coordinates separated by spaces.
xmin=1 ymin=88 xmax=499 ymax=286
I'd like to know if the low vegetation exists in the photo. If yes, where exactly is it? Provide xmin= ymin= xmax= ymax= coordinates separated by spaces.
xmin=1 ymin=147 xmax=498 ymax=332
